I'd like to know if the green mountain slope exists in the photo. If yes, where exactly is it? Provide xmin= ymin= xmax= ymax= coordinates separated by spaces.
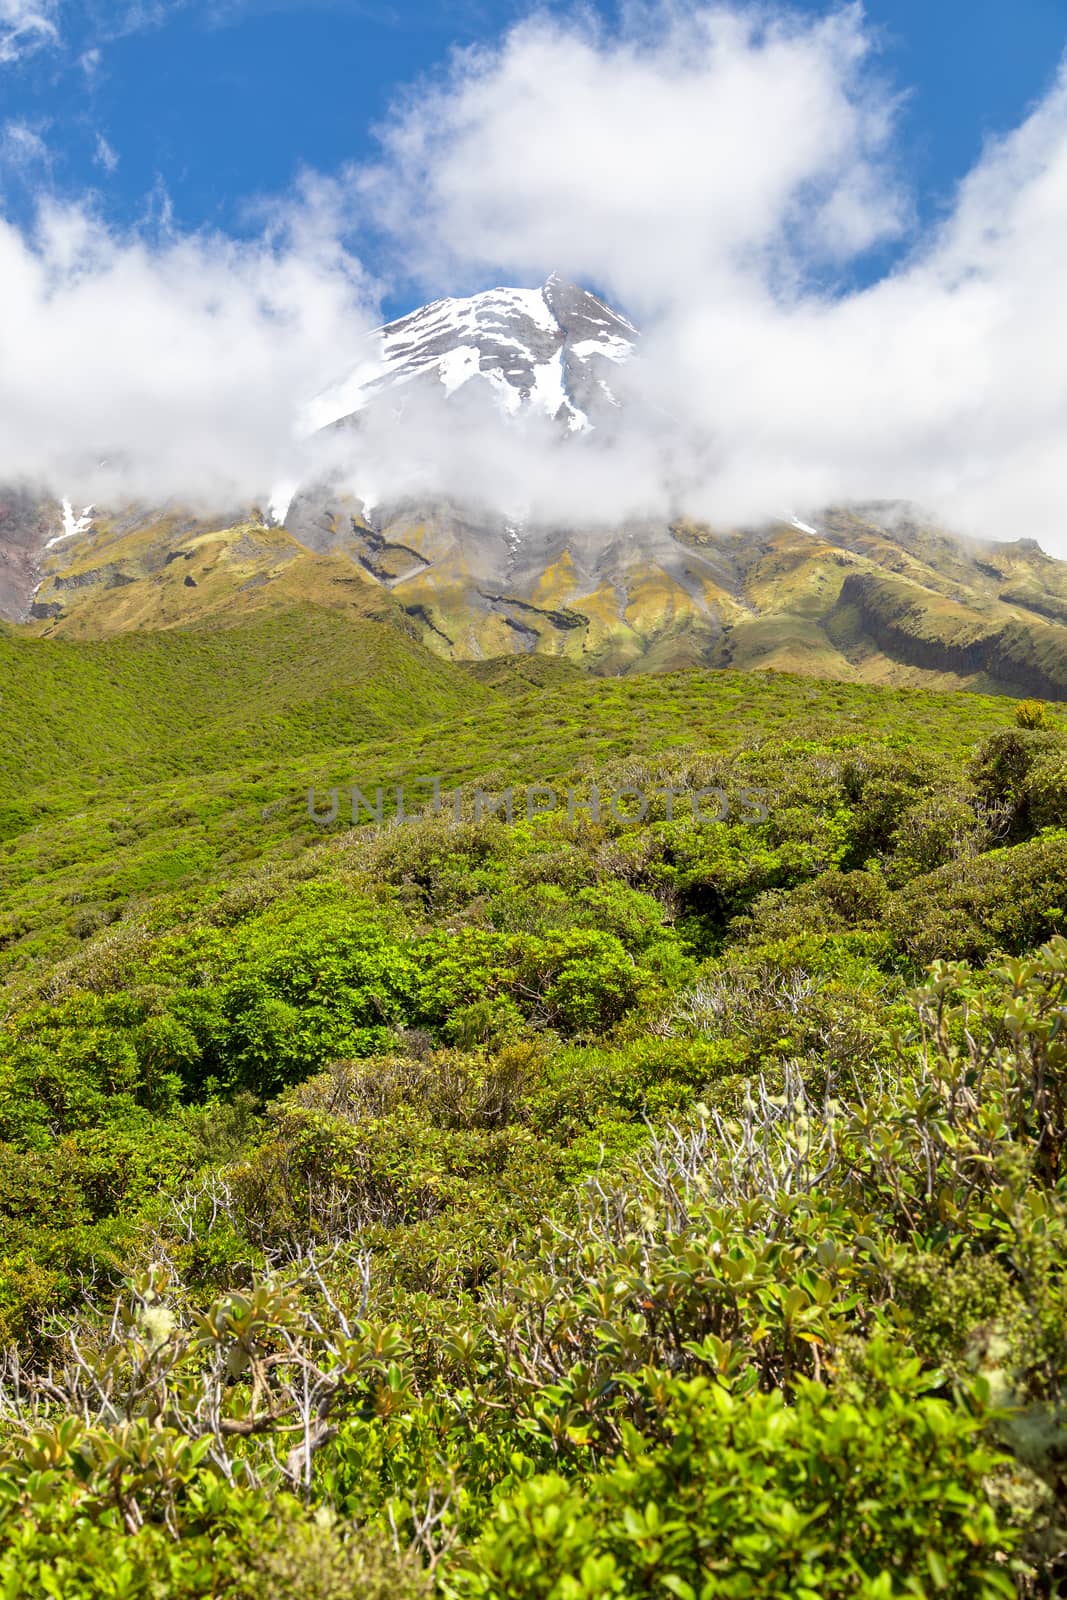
xmin=16 ymin=497 xmax=1067 ymax=698
xmin=0 ymin=656 xmax=1047 ymax=982
xmin=1 ymin=625 xmax=1066 ymax=1594
xmin=0 ymin=604 xmax=490 ymax=821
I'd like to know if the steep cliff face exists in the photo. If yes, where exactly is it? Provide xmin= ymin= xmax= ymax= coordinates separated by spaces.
xmin=832 ymin=571 xmax=1067 ymax=698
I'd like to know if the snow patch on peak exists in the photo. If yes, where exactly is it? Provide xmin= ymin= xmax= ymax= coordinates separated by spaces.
xmin=486 ymin=368 xmax=525 ymax=416
xmin=46 ymin=499 xmax=94 ymax=549
xmin=501 ymin=285 xmax=559 ymax=336
xmin=305 ymin=278 xmax=638 ymax=439
xmin=571 ymin=335 xmax=633 ymax=364
xmin=438 ymin=344 xmax=481 ymax=397
xmin=529 ymin=349 xmax=568 ymax=422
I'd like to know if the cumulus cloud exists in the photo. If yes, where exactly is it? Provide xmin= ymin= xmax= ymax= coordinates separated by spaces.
xmin=363 ymin=3 xmax=907 ymax=314
xmin=621 ymin=50 xmax=1067 ymax=547
xmin=2 ymin=0 xmax=1067 ymax=554
xmin=0 ymin=187 xmax=380 ymax=507
xmin=355 ymin=2 xmax=1067 ymax=553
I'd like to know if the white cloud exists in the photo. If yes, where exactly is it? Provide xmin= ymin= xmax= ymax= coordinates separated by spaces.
xmin=3 ymin=1 xmax=1067 ymax=558
xmin=0 ymin=0 xmax=58 ymax=64
xmin=354 ymin=3 xmax=1067 ymax=554
xmin=107 ymin=1 xmax=186 ymax=39
xmin=93 ymin=132 xmax=119 ymax=172
xmin=0 ymin=186 xmax=380 ymax=507
xmin=362 ymin=3 xmax=908 ymax=316
xmin=0 ymin=118 xmax=50 ymax=170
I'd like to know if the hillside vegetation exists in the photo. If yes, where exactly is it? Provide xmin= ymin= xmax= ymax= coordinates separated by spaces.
xmin=0 ymin=604 xmax=1065 ymax=1596
xmin=0 ymin=606 xmax=484 ymax=819
xmin=18 ymin=496 xmax=1067 ymax=694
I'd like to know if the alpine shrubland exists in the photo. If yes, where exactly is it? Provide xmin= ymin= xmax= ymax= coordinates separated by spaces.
xmin=0 ymin=604 xmax=1064 ymax=1596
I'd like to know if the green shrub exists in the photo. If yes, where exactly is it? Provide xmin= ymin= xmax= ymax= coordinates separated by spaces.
xmin=453 ymin=1363 xmax=1017 ymax=1600
xmin=1015 ymin=700 xmax=1052 ymax=730
xmin=886 ymin=835 xmax=1067 ymax=964
xmin=970 ymin=729 xmax=1065 ymax=840
xmin=2 ymin=648 xmax=1062 ymax=1591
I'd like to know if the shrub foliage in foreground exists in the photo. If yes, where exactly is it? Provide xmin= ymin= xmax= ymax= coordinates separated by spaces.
xmin=1 ymin=940 xmax=1065 ymax=1594
xmin=0 ymin=679 xmax=1064 ymax=1596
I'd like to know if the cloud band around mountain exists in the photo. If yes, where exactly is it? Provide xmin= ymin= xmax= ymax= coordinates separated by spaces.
xmin=0 ymin=2 xmax=1066 ymax=552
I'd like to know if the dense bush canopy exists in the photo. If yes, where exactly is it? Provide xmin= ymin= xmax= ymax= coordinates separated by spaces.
xmin=0 ymin=620 xmax=1064 ymax=1595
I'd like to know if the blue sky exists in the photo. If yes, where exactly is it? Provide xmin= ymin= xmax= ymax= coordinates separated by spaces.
xmin=3 ymin=1 xmax=1067 ymax=550
xmin=2 ymin=0 xmax=1065 ymax=316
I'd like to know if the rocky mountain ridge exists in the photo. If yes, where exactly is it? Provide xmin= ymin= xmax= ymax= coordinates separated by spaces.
xmin=3 ymin=279 xmax=1067 ymax=698
xmin=303 ymin=273 xmax=637 ymax=440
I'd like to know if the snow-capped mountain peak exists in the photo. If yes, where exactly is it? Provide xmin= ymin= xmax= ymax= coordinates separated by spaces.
xmin=304 ymin=275 xmax=638 ymax=436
